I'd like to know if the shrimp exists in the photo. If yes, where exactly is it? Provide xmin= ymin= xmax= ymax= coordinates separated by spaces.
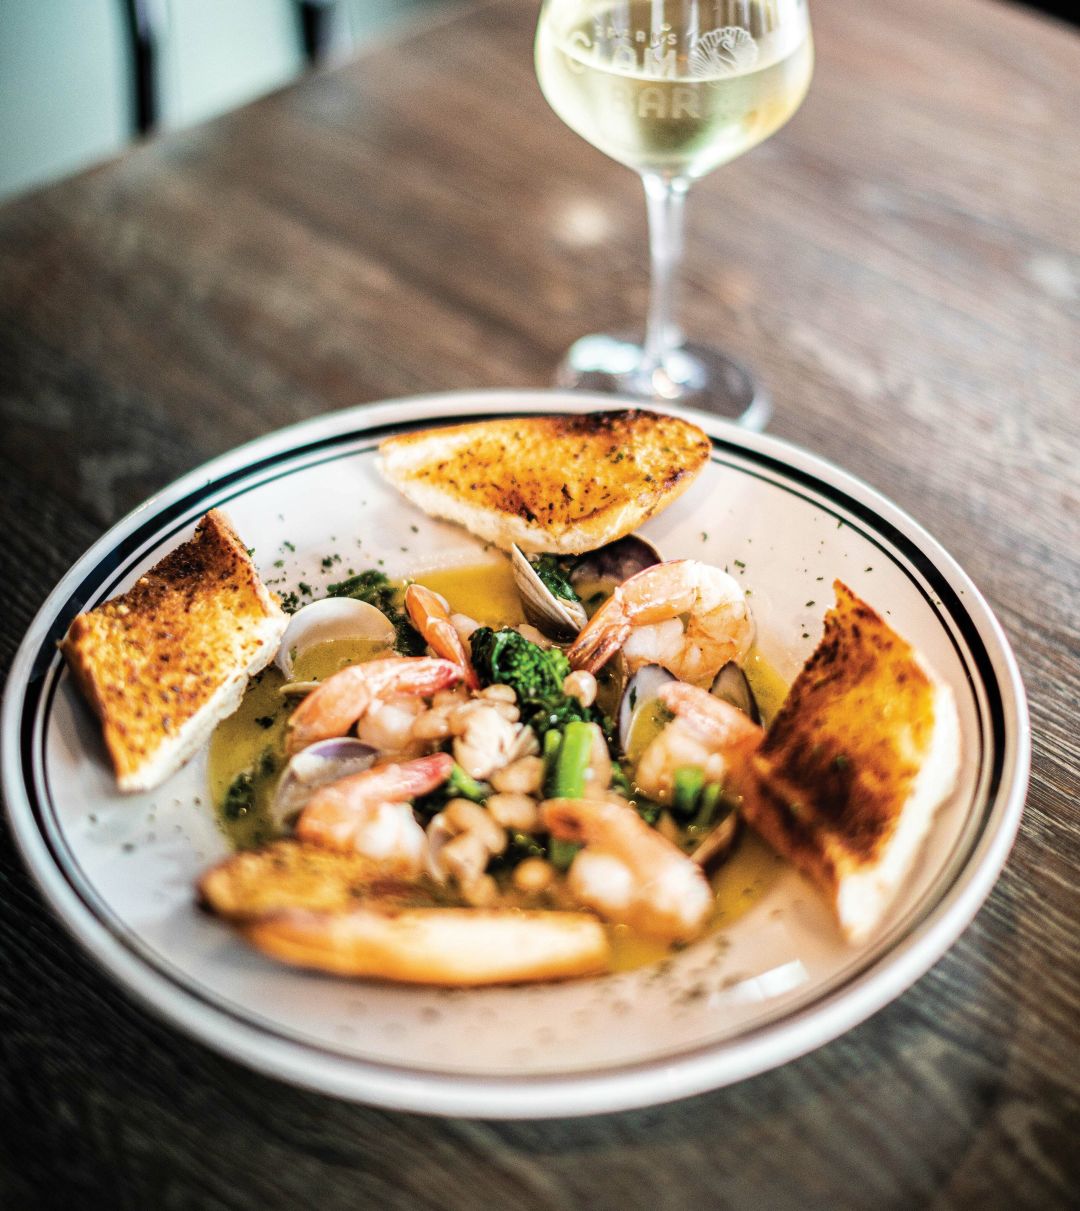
xmin=296 ymin=752 xmax=453 ymax=875
xmin=565 ymin=560 xmax=754 ymax=685
xmin=404 ymin=583 xmax=479 ymax=689
xmin=285 ymin=656 xmax=462 ymax=755
xmin=540 ymin=797 xmax=713 ymax=942
xmin=636 ymin=682 xmax=764 ymax=804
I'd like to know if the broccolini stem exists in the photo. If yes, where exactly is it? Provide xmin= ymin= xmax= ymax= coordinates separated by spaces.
xmin=673 ymin=765 xmax=706 ymax=818
xmin=547 ymin=720 xmax=594 ymax=798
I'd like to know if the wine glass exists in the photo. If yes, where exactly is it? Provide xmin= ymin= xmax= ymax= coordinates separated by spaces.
xmin=535 ymin=1 xmax=813 ymax=427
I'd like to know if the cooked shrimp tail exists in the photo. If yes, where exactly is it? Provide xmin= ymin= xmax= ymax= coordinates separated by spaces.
xmin=566 ymin=559 xmax=753 ymax=684
xmin=405 ymin=583 xmax=480 ymax=689
xmin=296 ymin=752 xmax=453 ymax=871
xmin=285 ymin=655 xmax=463 ymax=754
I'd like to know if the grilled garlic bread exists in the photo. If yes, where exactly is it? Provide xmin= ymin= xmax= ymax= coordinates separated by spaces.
xmin=61 ymin=509 xmax=287 ymax=793
xmin=377 ymin=410 xmax=711 ymax=553
xmin=200 ymin=840 xmax=610 ymax=985
xmin=741 ymin=581 xmax=961 ymax=944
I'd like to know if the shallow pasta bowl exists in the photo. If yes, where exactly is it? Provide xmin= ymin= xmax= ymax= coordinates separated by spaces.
xmin=0 ymin=389 xmax=1029 ymax=1118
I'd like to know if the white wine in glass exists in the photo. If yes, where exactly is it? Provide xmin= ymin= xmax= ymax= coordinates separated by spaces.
xmin=535 ymin=0 xmax=813 ymax=426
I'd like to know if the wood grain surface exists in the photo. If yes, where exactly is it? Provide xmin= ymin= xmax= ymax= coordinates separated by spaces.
xmin=1 ymin=0 xmax=1078 ymax=1206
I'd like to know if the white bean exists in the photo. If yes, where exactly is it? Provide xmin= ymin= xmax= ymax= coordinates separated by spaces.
xmin=563 ymin=669 xmax=598 ymax=708
xmin=513 ymin=858 xmax=555 ymax=893
xmin=440 ymin=832 xmax=489 ymax=885
xmin=486 ymin=792 xmax=539 ymax=832
xmin=480 ymin=683 xmax=517 ymax=704
xmin=490 ymin=756 xmax=545 ymax=796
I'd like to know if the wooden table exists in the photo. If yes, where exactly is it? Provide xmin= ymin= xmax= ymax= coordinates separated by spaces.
xmin=1 ymin=0 xmax=1077 ymax=1204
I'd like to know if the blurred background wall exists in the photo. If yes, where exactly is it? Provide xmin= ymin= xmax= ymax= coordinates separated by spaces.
xmin=0 ymin=0 xmax=1074 ymax=203
xmin=0 ymin=0 xmax=451 ymax=202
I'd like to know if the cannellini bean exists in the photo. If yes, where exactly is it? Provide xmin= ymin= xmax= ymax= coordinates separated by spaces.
xmin=447 ymin=700 xmax=483 ymax=734
xmin=480 ymin=684 xmax=517 ymax=704
xmin=411 ymin=710 xmax=451 ymax=741
xmin=513 ymin=858 xmax=555 ymax=893
xmin=432 ymin=686 xmax=470 ymax=710
xmin=444 ymin=799 xmax=507 ymax=855
xmin=562 ymin=670 xmax=598 ymax=708
xmin=440 ymin=831 xmax=489 ymax=885
xmin=490 ymin=755 xmax=545 ymax=796
xmin=486 ymin=792 xmax=539 ymax=832
xmin=461 ymin=873 xmax=498 ymax=908
xmin=491 ymin=702 xmax=521 ymax=723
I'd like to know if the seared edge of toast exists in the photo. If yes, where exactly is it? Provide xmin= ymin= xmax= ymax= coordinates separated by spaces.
xmin=61 ymin=509 xmax=287 ymax=793
xmin=376 ymin=411 xmax=710 ymax=553
xmin=740 ymin=581 xmax=961 ymax=943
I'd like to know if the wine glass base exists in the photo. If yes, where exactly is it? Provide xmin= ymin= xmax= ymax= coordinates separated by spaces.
xmin=554 ymin=334 xmax=771 ymax=431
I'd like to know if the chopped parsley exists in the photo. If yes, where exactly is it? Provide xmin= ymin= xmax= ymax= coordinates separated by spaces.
xmin=530 ymin=554 xmax=580 ymax=604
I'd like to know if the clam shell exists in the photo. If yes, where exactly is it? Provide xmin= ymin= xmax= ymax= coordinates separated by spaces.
xmin=710 ymin=660 xmax=762 ymax=725
xmin=569 ymin=535 xmax=661 ymax=597
xmin=691 ymin=811 xmax=740 ymax=870
xmin=510 ymin=545 xmax=588 ymax=641
xmin=618 ymin=663 xmax=676 ymax=754
xmin=271 ymin=738 xmax=377 ymax=827
xmin=275 ymin=598 xmax=395 ymax=678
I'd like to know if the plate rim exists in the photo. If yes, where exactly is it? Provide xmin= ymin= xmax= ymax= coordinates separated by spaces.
xmin=1 ymin=388 xmax=1030 ymax=1118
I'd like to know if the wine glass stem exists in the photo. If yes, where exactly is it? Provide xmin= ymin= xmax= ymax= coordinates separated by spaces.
xmin=641 ymin=172 xmax=690 ymax=375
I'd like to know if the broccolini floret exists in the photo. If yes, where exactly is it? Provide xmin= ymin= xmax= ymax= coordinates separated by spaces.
xmin=469 ymin=626 xmax=609 ymax=740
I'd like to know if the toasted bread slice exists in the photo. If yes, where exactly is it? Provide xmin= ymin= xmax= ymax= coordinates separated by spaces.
xmin=201 ymin=839 xmax=610 ymax=985
xmin=741 ymin=582 xmax=960 ymax=943
xmin=61 ymin=510 xmax=287 ymax=793
xmin=377 ymin=410 xmax=710 ymax=553
xmin=198 ymin=839 xmax=421 ymax=918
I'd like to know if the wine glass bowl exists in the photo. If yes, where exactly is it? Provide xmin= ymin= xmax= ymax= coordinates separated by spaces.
xmin=535 ymin=0 xmax=813 ymax=426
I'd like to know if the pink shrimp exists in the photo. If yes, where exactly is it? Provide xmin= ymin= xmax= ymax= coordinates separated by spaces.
xmin=285 ymin=656 xmax=462 ymax=755
xmin=404 ymin=583 xmax=479 ymax=689
xmin=540 ymin=797 xmax=713 ymax=942
xmin=634 ymin=682 xmax=764 ymax=807
xmin=296 ymin=752 xmax=454 ymax=874
xmin=566 ymin=560 xmax=754 ymax=684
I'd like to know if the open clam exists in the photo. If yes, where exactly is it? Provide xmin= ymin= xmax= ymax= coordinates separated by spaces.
xmin=510 ymin=535 xmax=662 ymax=642
xmin=270 ymin=737 xmax=377 ymax=828
xmin=510 ymin=545 xmax=587 ymax=641
xmin=691 ymin=811 xmax=740 ymax=870
xmin=618 ymin=664 xmax=676 ymax=757
xmin=710 ymin=660 xmax=762 ymax=725
xmin=274 ymin=597 xmax=395 ymax=679
xmin=569 ymin=535 xmax=661 ymax=600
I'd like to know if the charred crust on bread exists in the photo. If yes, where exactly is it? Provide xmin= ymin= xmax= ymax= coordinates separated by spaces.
xmin=60 ymin=510 xmax=286 ymax=792
xmin=737 ymin=579 xmax=956 ymax=942
xmin=753 ymin=582 xmax=934 ymax=866
xmin=377 ymin=410 xmax=711 ymax=554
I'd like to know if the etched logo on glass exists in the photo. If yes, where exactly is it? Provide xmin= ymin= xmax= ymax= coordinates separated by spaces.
xmin=688 ymin=27 xmax=759 ymax=79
